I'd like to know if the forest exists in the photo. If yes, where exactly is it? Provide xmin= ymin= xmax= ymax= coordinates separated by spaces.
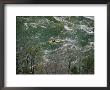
xmin=16 ymin=16 xmax=94 ymax=74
